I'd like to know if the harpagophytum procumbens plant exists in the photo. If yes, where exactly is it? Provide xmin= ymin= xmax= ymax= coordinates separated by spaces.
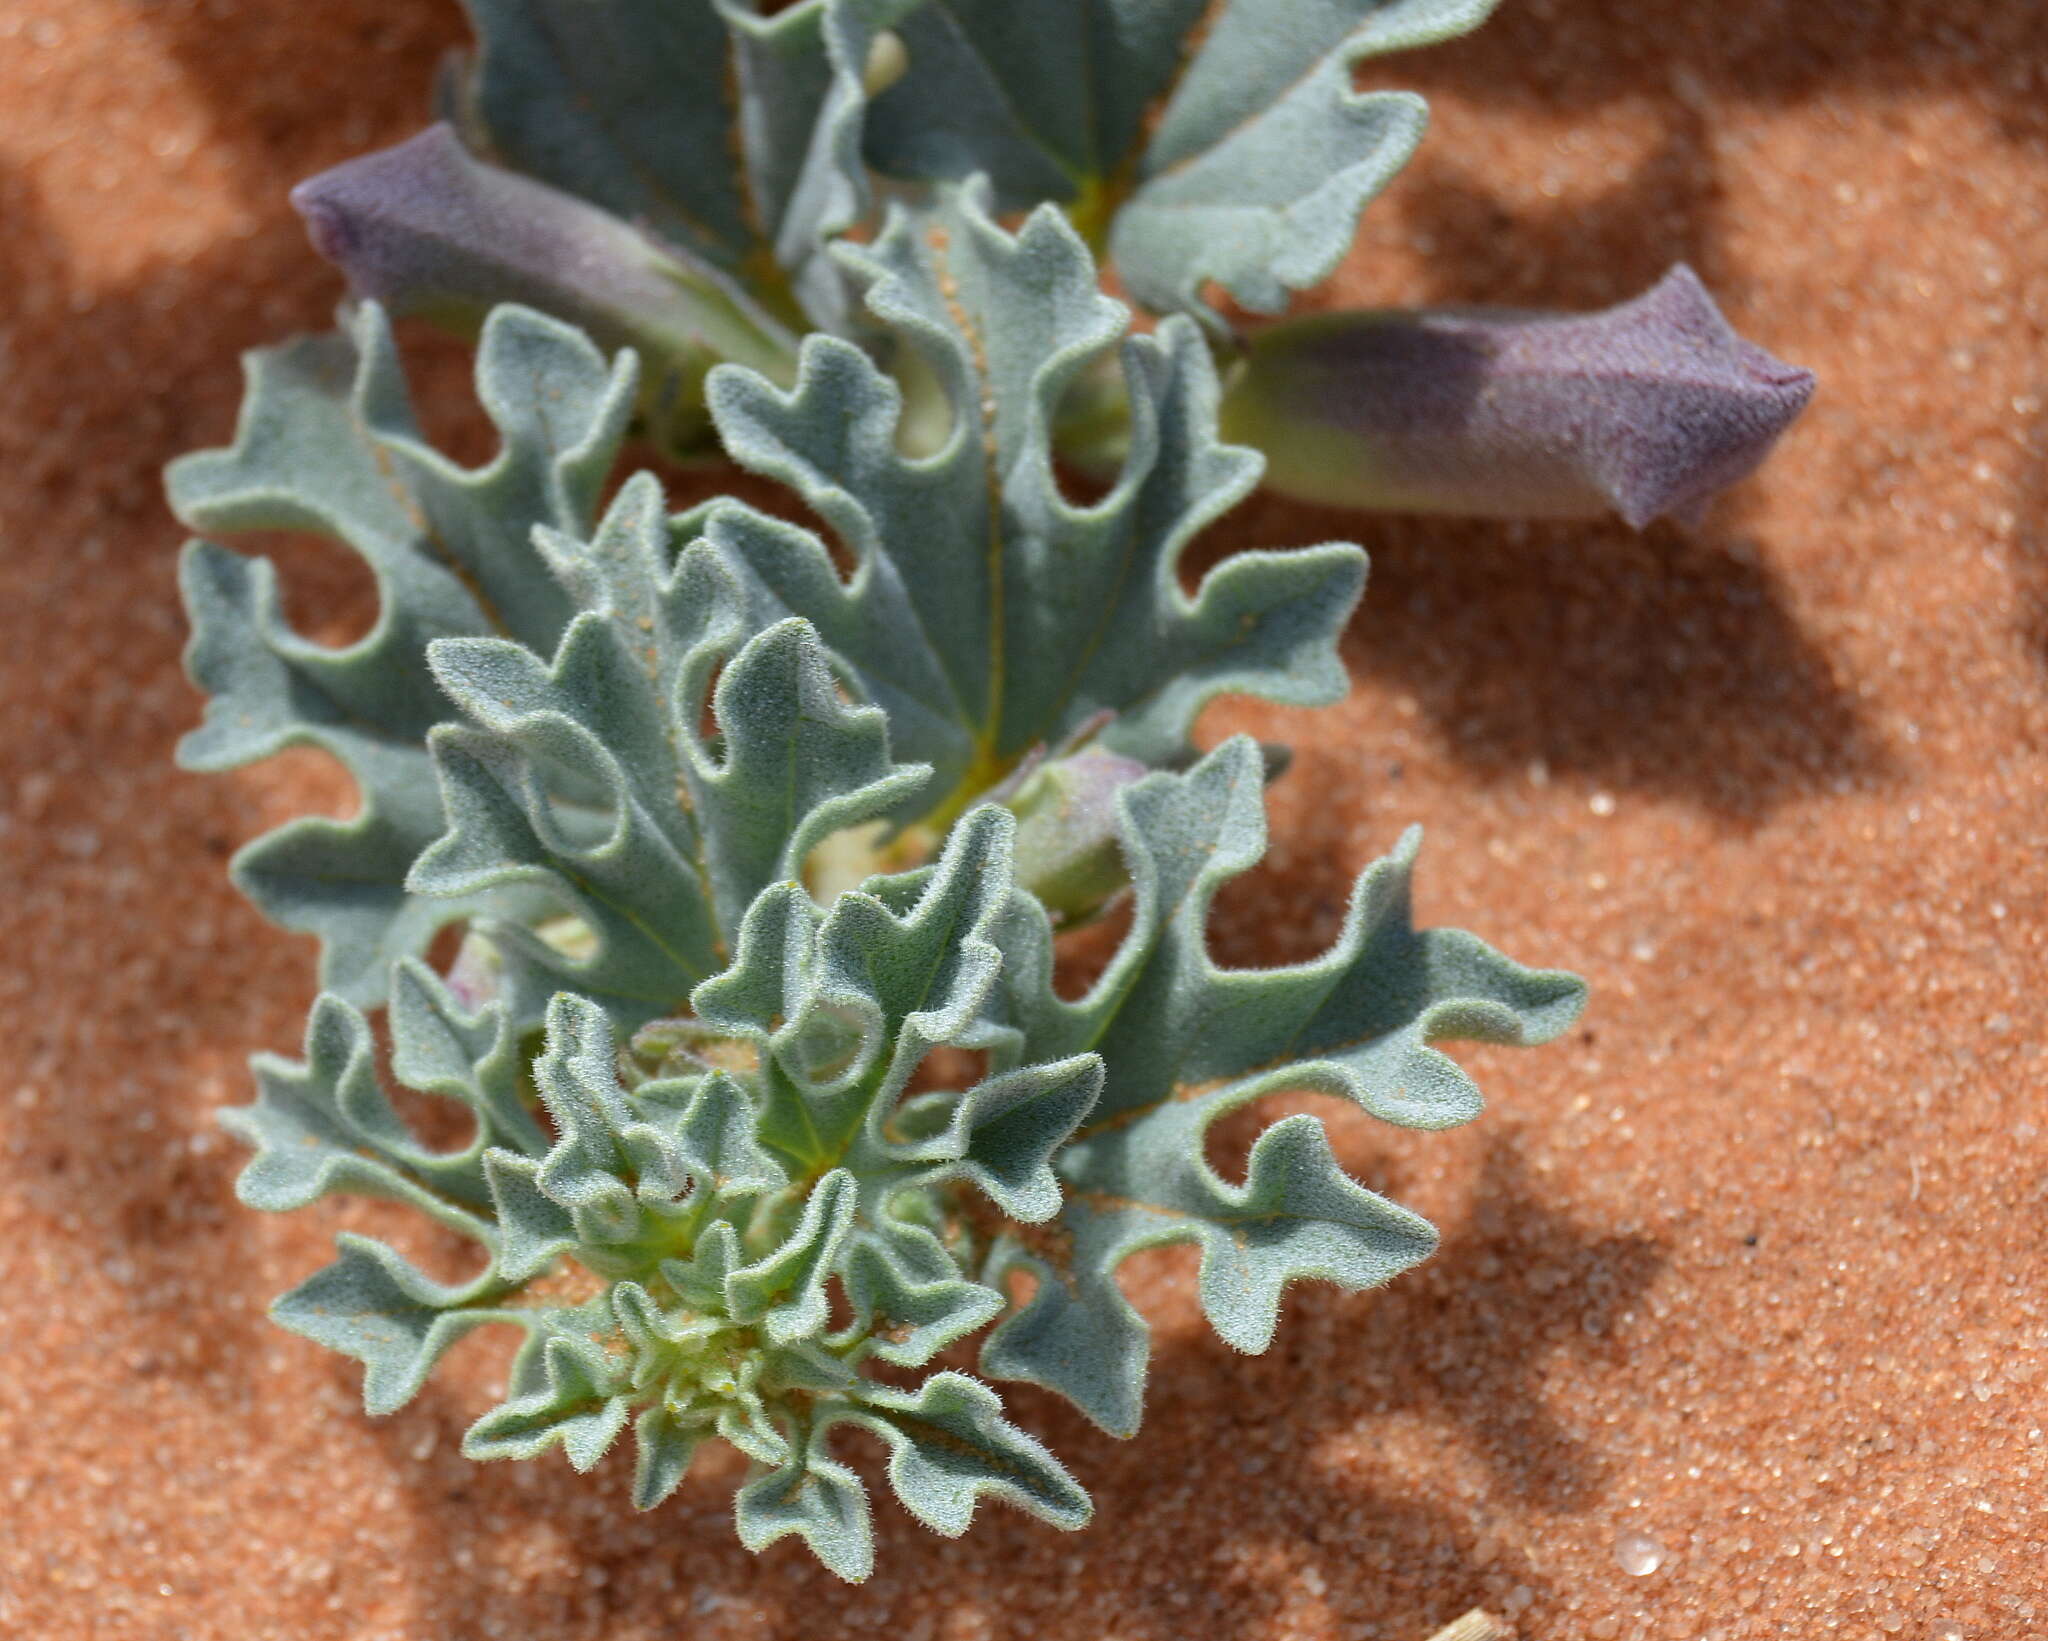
xmin=169 ymin=0 xmax=1812 ymax=1583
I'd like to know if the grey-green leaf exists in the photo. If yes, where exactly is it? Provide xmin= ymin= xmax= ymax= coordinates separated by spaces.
xmin=1005 ymin=736 xmax=1587 ymax=1134
xmin=668 ymin=1070 xmax=791 ymax=1204
xmin=869 ymin=1053 xmax=1104 ymax=1223
xmin=706 ymin=184 xmax=1366 ymax=814
xmin=169 ymin=302 xmax=636 ymax=1003
xmin=449 ymin=0 xmax=917 ymax=330
xmin=631 ymin=1403 xmax=704 ymax=1511
xmin=725 ymin=1169 xmax=858 ymax=1343
xmin=734 ymin=1429 xmax=876 ymax=1583
xmin=1147 ymin=0 xmax=1495 ymax=173
xmin=696 ymin=805 xmax=1031 ymax=1190
xmin=1056 ymin=1107 xmax=1440 ymax=1355
xmin=861 ymin=0 xmax=1208 ymax=209
xmin=482 ymin=1151 xmax=581 ymax=1284
xmin=838 ymin=1371 xmax=1091 ymax=1537
xmin=839 ymin=1235 xmax=1005 ymax=1368
xmin=860 ymin=0 xmax=1497 ymax=323
xmin=273 ymin=1234 xmax=515 ymax=1416
xmin=526 ymin=992 xmax=709 ymax=1250
xmin=1116 ymin=1 xmax=1505 ymax=320
xmin=225 ymin=993 xmax=497 ymax=1238
xmin=463 ymin=1327 xmax=633 ymax=1470
xmin=388 ymin=956 xmax=547 ymax=1156
xmin=978 ymin=734 xmax=1585 ymax=1432
xmin=1110 ymin=83 xmax=1426 ymax=323
xmin=412 ymin=478 xmax=930 ymax=1026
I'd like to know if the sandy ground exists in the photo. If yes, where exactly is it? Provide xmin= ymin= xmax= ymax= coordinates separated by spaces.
xmin=2 ymin=2 xmax=2046 ymax=1637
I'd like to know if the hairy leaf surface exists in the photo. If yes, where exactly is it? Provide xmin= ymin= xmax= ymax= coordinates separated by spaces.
xmin=695 ymin=808 xmax=1100 ymax=1222
xmin=223 ymin=958 xmax=543 ymax=1235
xmin=707 ymin=183 xmax=1366 ymax=816
xmin=862 ymin=0 xmax=1498 ymax=320
xmin=273 ymin=1234 xmax=521 ymax=1417
xmin=1115 ymin=0 xmax=1495 ymax=319
xmin=409 ymin=474 xmax=931 ymax=1026
xmin=448 ymin=0 xmax=919 ymax=330
xmin=828 ymin=1371 xmax=1091 ymax=1537
xmin=974 ymin=735 xmax=1587 ymax=1433
xmin=170 ymin=303 xmax=635 ymax=1003
xmin=861 ymin=0 xmax=1207 ymax=210
xmin=248 ymin=958 xmax=1091 ymax=1580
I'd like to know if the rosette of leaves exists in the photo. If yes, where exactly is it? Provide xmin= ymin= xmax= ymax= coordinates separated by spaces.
xmin=173 ymin=189 xmax=1365 ymax=1010
xmin=186 ymin=81 xmax=1591 ymax=1574
xmin=225 ymin=769 xmax=1580 ymax=1577
xmin=222 ymin=828 xmax=1096 ymax=1581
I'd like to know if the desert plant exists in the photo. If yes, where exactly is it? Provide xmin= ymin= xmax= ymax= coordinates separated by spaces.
xmin=292 ymin=0 xmax=1811 ymax=525
xmin=180 ymin=0 xmax=1951 ymax=1589
xmin=176 ymin=185 xmax=1585 ymax=1577
xmin=173 ymin=188 xmax=1368 ymax=1005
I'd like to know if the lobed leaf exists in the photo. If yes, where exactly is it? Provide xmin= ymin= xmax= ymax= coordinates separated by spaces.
xmin=170 ymin=303 xmax=635 ymax=1003
xmin=411 ymin=476 xmax=930 ymax=1026
xmin=529 ymin=993 xmax=679 ymax=1240
xmin=388 ymin=955 xmax=548 ymax=1155
xmin=735 ymin=1425 xmax=877 ymax=1583
xmin=482 ymin=1150 xmax=581 ymax=1284
xmin=861 ymin=0 xmax=1207 ymax=213
xmin=724 ymin=1169 xmax=858 ymax=1343
xmin=272 ymin=1234 xmax=519 ymax=1416
xmin=224 ymin=965 xmax=536 ymax=1240
xmin=691 ymin=804 xmax=1108 ymax=1233
xmin=862 ymin=0 xmax=1498 ymax=322
xmin=1115 ymin=0 xmax=1495 ymax=321
xmin=463 ymin=1319 xmax=634 ymax=1469
xmin=706 ymin=183 xmax=1366 ymax=815
xmin=630 ymin=1402 xmax=705 ymax=1511
xmin=837 ymin=1235 xmax=1005 ymax=1368
xmin=835 ymin=1371 xmax=1092 ymax=1538
xmin=695 ymin=806 xmax=1015 ymax=1155
xmin=860 ymin=1053 xmax=1105 ymax=1224
xmin=447 ymin=0 xmax=920 ymax=331
xmin=976 ymin=735 xmax=1587 ymax=1433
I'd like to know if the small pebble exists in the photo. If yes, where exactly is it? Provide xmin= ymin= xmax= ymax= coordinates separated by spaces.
xmin=1613 ymin=1531 xmax=1665 ymax=1577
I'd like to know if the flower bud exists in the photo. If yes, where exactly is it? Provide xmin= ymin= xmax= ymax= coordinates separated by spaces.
xmin=1219 ymin=265 xmax=1814 ymax=528
xmin=1006 ymin=747 xmax=1152 ymax=923
xmin=292 ymin=125 xmax=796 ymax=437
xmin=442 ymin=928 xmax=503 ymax=1014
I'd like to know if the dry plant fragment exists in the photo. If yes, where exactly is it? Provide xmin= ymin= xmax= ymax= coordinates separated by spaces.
xmin=1424 ymin=1610 xmax=1510 ymax=1641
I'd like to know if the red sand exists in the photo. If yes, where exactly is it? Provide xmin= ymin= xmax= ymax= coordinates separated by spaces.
xmin=2 ymin=2 xmax=2045 ymax=1637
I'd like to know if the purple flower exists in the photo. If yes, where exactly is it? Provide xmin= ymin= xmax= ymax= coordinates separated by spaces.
xmin=1218 ymin=265 xmax=1815 ymax=528
xmin=292 ymin=125 xmax=795 ymax=415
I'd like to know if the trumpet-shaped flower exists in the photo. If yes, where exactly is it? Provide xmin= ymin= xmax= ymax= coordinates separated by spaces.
xmin=292 ymin=125 xmax=796 ymax=441
xmin=1220 ymin=265 xmax=1815 ymax=528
